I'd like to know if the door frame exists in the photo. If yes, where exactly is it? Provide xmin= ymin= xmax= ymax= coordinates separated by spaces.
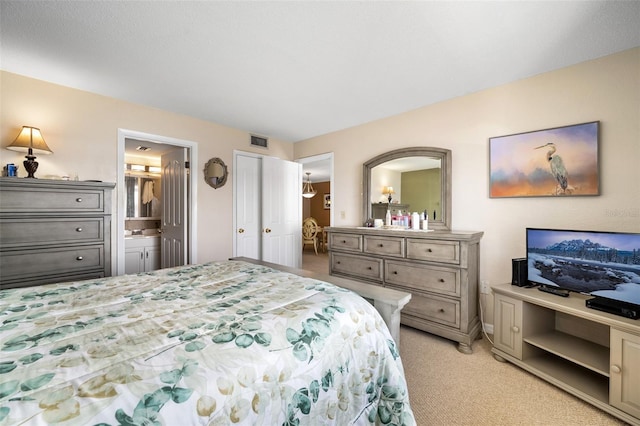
xmin=116 ymin=129 xmax=198 ymax=275
xmin=297 ymin=152 xmax=334 ymax=227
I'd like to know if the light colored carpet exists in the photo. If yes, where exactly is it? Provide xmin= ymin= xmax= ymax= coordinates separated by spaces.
xmin=399 ymin=326 xmax=626 ymax=425
xmin=302 ymin=250 xmax=626 ymax=425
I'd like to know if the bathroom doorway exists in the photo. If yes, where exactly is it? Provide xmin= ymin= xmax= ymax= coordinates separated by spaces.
xmin=116 ymin=129 xmax=198 ymax=276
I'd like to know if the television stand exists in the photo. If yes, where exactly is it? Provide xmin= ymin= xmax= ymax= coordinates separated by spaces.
xmin=492 ymin=283 xmax=640 ymax=425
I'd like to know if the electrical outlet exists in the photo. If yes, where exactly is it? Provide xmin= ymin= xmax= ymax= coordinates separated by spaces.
xmin=340 ymin=211 xmax=346 ymax=219
xmin=480 ymin=280 xmax=490 ymax=294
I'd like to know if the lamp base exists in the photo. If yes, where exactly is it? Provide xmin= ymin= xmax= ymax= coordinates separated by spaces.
xmin=23 ymin=155 xmax=39 ymax=178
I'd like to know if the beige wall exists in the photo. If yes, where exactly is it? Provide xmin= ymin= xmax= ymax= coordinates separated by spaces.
xmin=0 ymin=71 xmax=295 ymax=264
xmin=294 ymin=47 xmax=640 ymax=325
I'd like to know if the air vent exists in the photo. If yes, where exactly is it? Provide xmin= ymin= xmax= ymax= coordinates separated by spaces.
xmin=136 ymin=146 xmax=152 ymax=152
xmin=250 ymin=135 xmax=268 ymax=148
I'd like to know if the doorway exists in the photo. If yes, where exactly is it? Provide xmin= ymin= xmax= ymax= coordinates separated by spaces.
xmin=116 ymin=129 xmax=198 ymax=276
xmin=297 ymin=153 xmax=333 ymax=272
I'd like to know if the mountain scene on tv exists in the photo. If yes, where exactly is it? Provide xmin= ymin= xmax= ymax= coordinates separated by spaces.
xmin=528 ymin=230 xmax=640 ymax=305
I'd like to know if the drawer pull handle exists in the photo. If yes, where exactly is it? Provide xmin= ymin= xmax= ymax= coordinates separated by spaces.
xmin=611 ymin=365 xmax=621 ymax=374
xmin=511 ymin=326 xmax=520 ymax=333
xmin=427 ymin=248 xmax=433 ymax=252
xmin=393 ymin=271 xmax=398 ymax=275
xmin=438 ymin=308 xmax=445 ymax=313
xmin=76 ymin=256 xmax=84 ymax=261
xmin=76 ymin=227 xmax=83 ymax=232
xmin=439 ymin=278 xmax=445 ymax=282
xmin=342 ymin=240 xmax=346 ymax=243
xmin=367 ymin=266 xmax=372 ymax=270
xmin=378 ymin=244 xmax=384 ymax=247
xmin=76 ymin=197 xmax=83 ymax=203
xmin=336 ymin=261 xmax=341 ymax=264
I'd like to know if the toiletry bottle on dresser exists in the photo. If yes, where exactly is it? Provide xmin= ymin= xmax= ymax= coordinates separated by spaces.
xmin=411 ymin=212 xmax=420 ymax=230
xmin=385 ymin=209 xmax=391 ymax=226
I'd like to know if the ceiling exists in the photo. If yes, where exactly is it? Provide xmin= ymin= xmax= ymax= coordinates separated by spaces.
xmin=2 ymin=1 xmax=639 ymax=147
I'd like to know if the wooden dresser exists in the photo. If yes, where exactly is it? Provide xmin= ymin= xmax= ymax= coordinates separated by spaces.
xmin=0 ymin=178 xmax=115 ymax=289
xmin=326 ymin=226 xmax=483 ymax=353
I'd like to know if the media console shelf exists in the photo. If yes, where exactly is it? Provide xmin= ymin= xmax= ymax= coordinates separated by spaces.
xmin=492 ymin=283 xmax=640 ymax=425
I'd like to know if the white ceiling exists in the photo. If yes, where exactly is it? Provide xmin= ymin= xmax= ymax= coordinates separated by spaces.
xmin=2 ymin=1 xmax=639 ymax=146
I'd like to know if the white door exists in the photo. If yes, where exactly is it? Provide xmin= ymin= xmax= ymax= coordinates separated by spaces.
xmin=235 ymin=154 xmax=262 ymax=260
xmin=234 ymin=153 xmax=302 ymax=269
xmin=262 ymin=156 xmax=302 ymax=268
xmin=161 ymin=148 xmax=188 ymax=268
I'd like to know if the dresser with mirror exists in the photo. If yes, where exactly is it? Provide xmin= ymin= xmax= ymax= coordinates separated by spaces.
xmin=328 ymin=147 xmax=483 ymax=353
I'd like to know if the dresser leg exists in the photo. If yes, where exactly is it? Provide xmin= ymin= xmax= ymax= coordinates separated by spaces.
xmin=457 ymin=342 xmax=473 ymax=354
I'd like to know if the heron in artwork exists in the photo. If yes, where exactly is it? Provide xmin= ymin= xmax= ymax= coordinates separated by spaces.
xmin=535 ymin=142 xmax=569 ymax=194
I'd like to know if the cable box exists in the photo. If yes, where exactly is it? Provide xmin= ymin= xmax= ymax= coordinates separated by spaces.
xmin=586 ymin=297 xmax=639 ymax=320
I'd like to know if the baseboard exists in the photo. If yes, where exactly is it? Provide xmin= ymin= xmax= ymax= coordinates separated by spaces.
xmin=483 ymin=323 xmax=494 ymax=335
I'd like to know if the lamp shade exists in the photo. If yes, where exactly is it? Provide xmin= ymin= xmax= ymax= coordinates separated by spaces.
xmin=302 ymin=172 xmax=317 ymax=198
xmin=6 ymin=126 xmax=53 ymax=155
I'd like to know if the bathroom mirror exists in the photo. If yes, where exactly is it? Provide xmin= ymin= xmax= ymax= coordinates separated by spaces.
xmin=204 ymin=157 xmax=228 ymax=189
xmin=363 ymin=147 xmax=452 ymax=230
xmin=125 ymin=174 xmax=161 ymax=219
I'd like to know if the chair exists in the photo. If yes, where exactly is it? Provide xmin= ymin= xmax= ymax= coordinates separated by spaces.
xmin=302 ymin=217 xmax=320 ymax=255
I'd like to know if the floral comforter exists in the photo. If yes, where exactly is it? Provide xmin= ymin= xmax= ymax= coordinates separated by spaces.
xmin=0 ymin=260 xmax=414 ymax=425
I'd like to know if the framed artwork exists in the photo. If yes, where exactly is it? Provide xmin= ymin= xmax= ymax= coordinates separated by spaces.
xmin=489 ymin=121 xmax=599 ymax=198
xmin=323 ymin=193 xmax=331 ymax=209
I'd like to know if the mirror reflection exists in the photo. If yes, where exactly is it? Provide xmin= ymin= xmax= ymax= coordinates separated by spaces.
xmin=204 ymin=157 xmax=228 ymax=189
xmin=125 ymin=169 xmax=161 ymax=219
xmin=363 ymin=147 xmax=451 ymax=230
xmin=370 ymin=157 xmax=442 ymax=220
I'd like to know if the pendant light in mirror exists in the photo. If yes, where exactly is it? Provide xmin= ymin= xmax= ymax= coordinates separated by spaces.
xmin=302 ymin=172 xmax=317 ymax=198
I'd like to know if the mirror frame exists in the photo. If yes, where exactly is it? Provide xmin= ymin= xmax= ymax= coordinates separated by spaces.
xmin=363 ymin=147 xmax=452 ymax=230
xmin=204 ymin=157 xmax=228 ymax=189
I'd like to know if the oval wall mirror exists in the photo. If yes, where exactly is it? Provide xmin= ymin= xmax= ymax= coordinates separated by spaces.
xmin=363 ymin=147 xmax=452 ymax=230
xmin=204 ymin=157 xmax=228 ymax=189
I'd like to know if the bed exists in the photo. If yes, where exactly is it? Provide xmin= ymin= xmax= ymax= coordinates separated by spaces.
xmin=0 ymin=259 xmax=414 ymax=425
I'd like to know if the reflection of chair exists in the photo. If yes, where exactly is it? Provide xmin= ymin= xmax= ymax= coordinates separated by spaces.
xmin=302 ymin=217 xmax=320 ymax=255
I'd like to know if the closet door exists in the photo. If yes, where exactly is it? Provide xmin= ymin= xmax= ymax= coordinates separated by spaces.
xmin=262 ymin=156 xmax=302 ymax=268
xmin=235 ymin=154 xmax=262 ymax=260
xmin=234 ymin=153 xmax=302 ymax=269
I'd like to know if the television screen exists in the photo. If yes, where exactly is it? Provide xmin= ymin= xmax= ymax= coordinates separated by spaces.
xmin=526 ymin=228 xmax=640 ymax=307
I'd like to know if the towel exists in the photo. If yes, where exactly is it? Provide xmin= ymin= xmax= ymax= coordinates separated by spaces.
xmin=142 ymin=181 xmax=155 ymax=204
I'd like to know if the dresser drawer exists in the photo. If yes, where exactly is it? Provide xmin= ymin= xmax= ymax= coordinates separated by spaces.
xmin=0 ymin=271 xmax=106 ymax=290
xmin=396 ymin=289 xmax=460 ymax=329
xmin=0 ymin=186 xmax=106 ymax=213
xmin=406 ymin=238 xmax=460 ymax=264
xmin=0 ymin=218 xmax=105 ymax=247
xmin=385 ymin=260 xmax=460 ymax=297
xmin=329 ymin=233 xmax=363 ymax=252
xmin=364 ymin=235 xmax=405 ymax=257
xmin=330 ymin=252 xmax=383 ymax=282
xmin=0 ymin=245 xmax=105 ymax=281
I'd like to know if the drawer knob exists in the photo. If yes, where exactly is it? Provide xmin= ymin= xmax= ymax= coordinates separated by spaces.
xmin=439 ymin=278 xmax=445 ymax=283
xmin=76 ymin=197 xmax=83 ymax=203
xmin=611 ymin=365 xmax=621 ymax=374
xmin=438 ymin=308 xmax=445 ymax=313
xmin=393 ymin=271 xmax=398 ymax=275
xmin=76 ymin=227 xmax=83 ymax=232
xmin=76 ymin=256 xmax=84 ymax=261
xmin=367 ymin=266 xmax=372 ymax=270
xmin=511 ymin=326 xmax=520 ymax=333
xmin=378 ymin=244 xmax=384 ymax=247
xmin=336 ymin=261 xmax=341 ymax=264
xmin=342 ymin=240 xmax=346 ymax=243
xmin=427 ymin=248 xmax=433 ymax=252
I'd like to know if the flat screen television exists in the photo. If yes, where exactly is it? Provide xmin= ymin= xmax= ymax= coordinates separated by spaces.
xmin=526 ymin=228 xmax=640 ymax=318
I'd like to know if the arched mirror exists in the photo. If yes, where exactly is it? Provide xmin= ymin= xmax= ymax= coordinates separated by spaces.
xmin=363 ymin=147 xmax=452 ymax=230
xmin=204 ymin=157 xmax=228 ymax=189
